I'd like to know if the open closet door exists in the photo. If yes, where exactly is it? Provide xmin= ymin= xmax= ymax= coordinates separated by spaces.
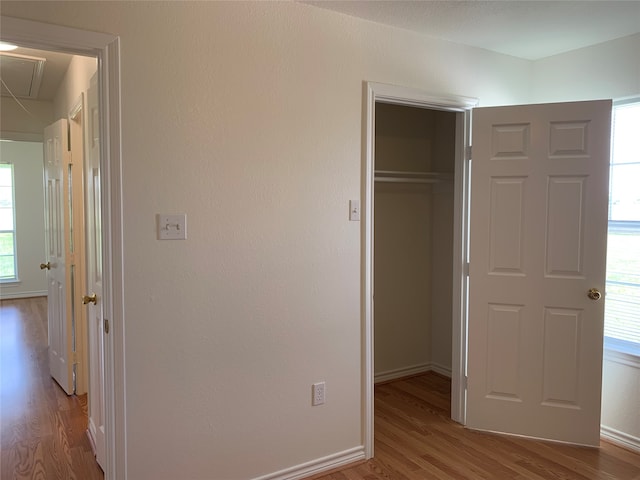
xmin=467 ymin=100 xmax=611 ymax=446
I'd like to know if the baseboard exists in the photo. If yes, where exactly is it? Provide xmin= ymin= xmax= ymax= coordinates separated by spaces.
xmin=375 ymin=362 xmax=452 ymax=384
xmin=0 ymin=290 xmax=47 ymax=300
xmin=429 ymin=362 xmax=452 ymax=378
xmin=251 ymin=446 xmax=365 ymax=480
xmin=601 ymin=425 xmax=640 ymax=453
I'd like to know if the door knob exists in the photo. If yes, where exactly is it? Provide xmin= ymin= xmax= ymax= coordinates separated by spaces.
xmin=40 ymin=262 xmax=51 ymax=270
xmin=82 ymin=293 xmax=97 ymax=305
xmin=587 ymin=288 xmax=602 ymax=301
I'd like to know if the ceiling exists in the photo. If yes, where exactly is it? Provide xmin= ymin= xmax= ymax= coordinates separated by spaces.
xmin=303 ymin=0 xmax=640 ymax=60
xmin=0 ymin=46 xmax=73 ymax=102
xmin=2 ymin=1 xmax=639 ymax=102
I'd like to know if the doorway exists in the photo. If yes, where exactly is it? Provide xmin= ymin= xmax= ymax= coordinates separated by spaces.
xmin=365 ymin=82 xmax=613 ymax=454
xmin=6 ymin=45 xmax=99 ymax=467
xmin=363 ymin=82 xmax=476 ymax=456
xmin=1 ymin=15 xmax=124 ymax=479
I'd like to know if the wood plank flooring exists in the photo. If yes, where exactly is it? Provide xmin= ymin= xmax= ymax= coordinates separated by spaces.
xmin=3 ymin=297 xmax=639 ymax=479
xmin=312 ymin=373 xmax=640 ymax=480
xmin=0 ymin=297 xmax=103 ymax=480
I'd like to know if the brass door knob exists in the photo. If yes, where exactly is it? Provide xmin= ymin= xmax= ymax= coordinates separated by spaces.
xmin=40 ymin=262 xmax=51 ymax=270
xmin=587 ymin=288 xmax=602 ymax=301
xmin=82 ymin=293 xmax=97 ymax=305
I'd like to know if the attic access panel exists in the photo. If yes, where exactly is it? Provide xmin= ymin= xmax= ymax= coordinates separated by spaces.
xmin=0 ymin=52 xmax=46 ymax=99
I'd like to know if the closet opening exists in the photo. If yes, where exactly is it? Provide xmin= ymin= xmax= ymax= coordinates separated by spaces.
xmin=373 ymin=102 xmax=457 ymax=389
xmin=364 ymin=83 xmax=476 ymax=457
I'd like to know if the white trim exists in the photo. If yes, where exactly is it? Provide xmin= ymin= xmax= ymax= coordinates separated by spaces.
xmin=251 ymin=446 xmax=365 ymax=480
xmin=0 ymin=16 xmax=126 ymax=480
xmin=601 ymin=426 xmax=640 ymax=453
xmin=363 ymin=81 xmax=477 ymax=459
xmin=0 ymin=290 xmax=47 ymax=300
xmin=604 ymin=347 xmax=640 ymax=368
xmin=0 ymin=132 xmax=44 ymax=142
xmin=613 ymin=95 xmax=640 ymax=107
xmin=374 ymin=363 xmax=452 ymax=384
xmin=430 ymin=362 xmax=453 ymax=378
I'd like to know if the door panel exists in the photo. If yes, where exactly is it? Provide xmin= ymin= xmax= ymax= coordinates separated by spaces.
xmin=44 ymin=119 xmax=74 ymax=395
xmin=467 ymin=100 xmax=611 ymax=446
xmin=85 ymin=73 xmax=106 ymax=469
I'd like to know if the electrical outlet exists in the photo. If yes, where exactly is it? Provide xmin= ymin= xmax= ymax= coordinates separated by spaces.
xmin=312 ymin=382 xmax=326 ymax=406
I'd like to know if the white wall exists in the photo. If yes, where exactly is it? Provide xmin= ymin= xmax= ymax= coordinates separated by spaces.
xmin=0 ymin=2 xmax=532 ymax=479
xmin=601 ymin=351 xmax=640 ymax=449
xmin=532 ymin=33 xmax=640 ymax=103
xmin=532 ymin=34 xmax=640 ymax=450
xmin=0 ymin=141 xmax=46 ymax=299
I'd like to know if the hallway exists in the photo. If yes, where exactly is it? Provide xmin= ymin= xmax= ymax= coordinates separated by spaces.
xmin=0 ymin=297 xmax=103 ymax=480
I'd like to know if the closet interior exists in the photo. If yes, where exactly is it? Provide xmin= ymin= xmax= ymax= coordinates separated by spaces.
xmin=374 ymin=102 xmax=457 ymax=386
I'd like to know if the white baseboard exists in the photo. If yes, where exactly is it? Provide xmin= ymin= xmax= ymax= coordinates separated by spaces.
xmin=252 ymin=446 xmax=365 ymax=480
xmin=0 ymin=290 xmax=47 ymax=300
xmin=375 ymin=362 xmax=452 ymax=384
xmin=601 ymin=426 xmax=640 ymax=452
xmin=430 ymin=362 xmax=452 ymax=378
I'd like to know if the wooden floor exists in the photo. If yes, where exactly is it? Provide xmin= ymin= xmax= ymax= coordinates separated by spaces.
xmin=312 ymin=373 xmax=640 ymax=480
xmin=0 ymin=297 xmax=103 ymax=480
xmin=3 ymin=297 xmax=639 ymax=479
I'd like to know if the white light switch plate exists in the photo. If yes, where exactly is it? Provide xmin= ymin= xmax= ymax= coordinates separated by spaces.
xmin=157 ymin=214 xmax=187 ymax=240
xmin=349 ymin=200 xmax=360 ymax=221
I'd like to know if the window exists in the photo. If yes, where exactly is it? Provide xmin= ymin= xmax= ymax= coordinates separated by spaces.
xmin=0 ymin=163 xmax=17 ymax=282
xmin=604 ymin=100 xmax=640 ymax=355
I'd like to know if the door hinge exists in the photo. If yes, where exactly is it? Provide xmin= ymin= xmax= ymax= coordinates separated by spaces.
xmin=72 ymin=351 xmax=78 ymax=364
xmin=104 ymin=318 xmax=110 ymax=334
xmin=463 ymin=261 xmax=470 ymax=276
xmin=463 ymin=375 xmax=468 ymax=390
xmin=466 ymin=145 xmax=472 ymax=160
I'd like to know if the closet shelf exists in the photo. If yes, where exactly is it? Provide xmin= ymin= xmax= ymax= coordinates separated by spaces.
xmin=374 ymin=170 xmax=453 ymax=184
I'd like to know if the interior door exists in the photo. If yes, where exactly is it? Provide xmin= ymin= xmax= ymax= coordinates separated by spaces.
xmin=84 ymin=72 xmax=106 ymax=469
xmin=43 ymin=118 xmax=74 ymax=395
xmin=467 ymin=100 xmax=611 ymax=446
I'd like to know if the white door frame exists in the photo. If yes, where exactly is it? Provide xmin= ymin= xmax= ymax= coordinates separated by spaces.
xmin=0 ymin=16 xmax=126 ymax=479
xmin=363 ymin=82 xmax=476 ymax=457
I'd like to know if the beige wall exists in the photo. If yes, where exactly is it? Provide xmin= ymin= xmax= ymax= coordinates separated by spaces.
xmin=374 ymin=104 xmax=457 ymax=379
xmin=53 ymin=55 xmax=96 ymax=120
xmin=0 ymin=2 xmax=538 ymax=478
xmin=1 ymin=98 xmax=52 ymax=141
xmin=0 ymin=141 xmax=46 ymax=299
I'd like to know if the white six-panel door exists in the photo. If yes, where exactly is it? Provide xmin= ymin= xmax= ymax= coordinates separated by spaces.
xmin=85 ymin=73 xmax=106 ymax=469
xmin=467 ymin=100 xmax=612 ymax=446
xmin=44 ymin=119 xmax=74 ymax=395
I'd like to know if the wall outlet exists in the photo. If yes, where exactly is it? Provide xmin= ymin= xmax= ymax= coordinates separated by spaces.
xmin=312 ymin=382 xmax=326 ymax=406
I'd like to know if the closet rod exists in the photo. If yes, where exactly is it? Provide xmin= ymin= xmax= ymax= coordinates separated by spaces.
xmin=374 ymin=170 xmax=453 ymax=184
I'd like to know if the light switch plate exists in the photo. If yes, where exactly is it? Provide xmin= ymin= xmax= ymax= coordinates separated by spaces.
xmin=349 ymin=200 xmax=360 ymax=221
xmin=157 ymin=214 xmax=187 ymax=240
